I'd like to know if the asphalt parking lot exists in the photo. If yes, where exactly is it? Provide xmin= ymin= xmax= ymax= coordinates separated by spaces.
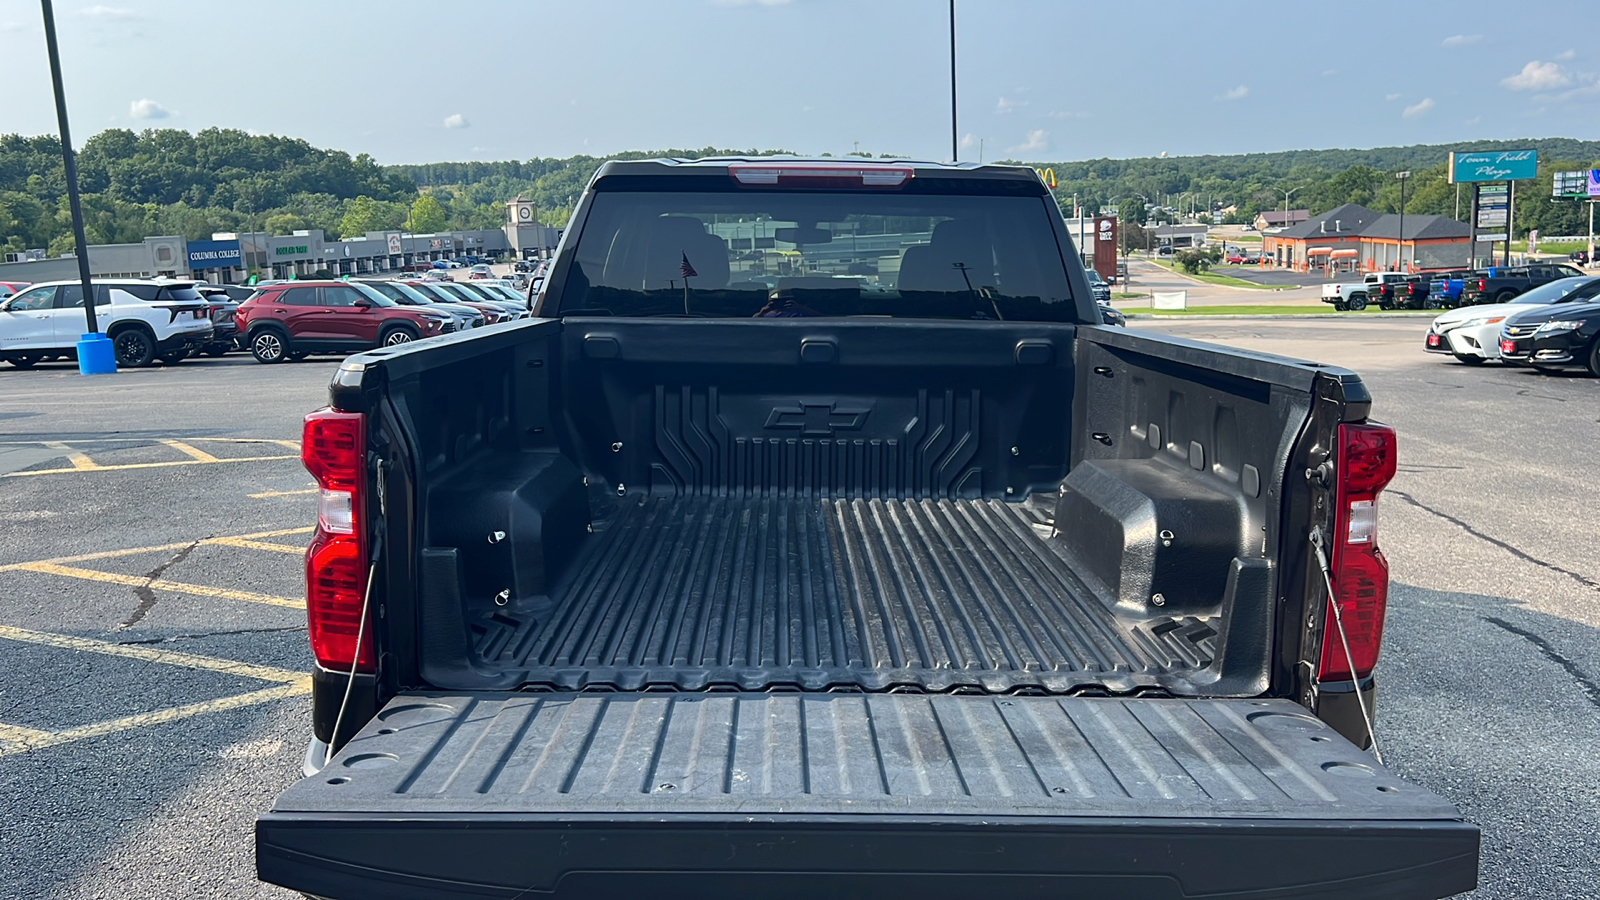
xmin=0 ymin=322 xmax=1596 ymax=899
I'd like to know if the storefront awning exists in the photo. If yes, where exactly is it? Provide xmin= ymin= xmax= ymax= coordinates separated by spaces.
xmin=1307 ymin=247 xmax=1333 ymax=256
xmin=1330 ymin=249 xmax=1358 ymax=258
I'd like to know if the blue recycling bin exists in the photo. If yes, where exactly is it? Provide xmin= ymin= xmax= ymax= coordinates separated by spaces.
xmin=76 ymin=333 xmax=116 ymax=375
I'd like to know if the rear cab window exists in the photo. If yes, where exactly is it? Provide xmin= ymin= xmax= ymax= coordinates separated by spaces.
xmin=553 ymin=176 xmax=1076 ymax=321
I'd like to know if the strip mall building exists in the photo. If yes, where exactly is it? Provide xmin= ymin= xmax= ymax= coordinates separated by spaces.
xmin=1262 ymin=203 xmax=1492 ymax=273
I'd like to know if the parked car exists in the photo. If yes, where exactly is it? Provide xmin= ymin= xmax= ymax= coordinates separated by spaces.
xmin=1225 ymin=251 xmax=1249 ymax=264
xmin=356 ymin=279 xmax=486 ymax=330
xmin=1320 ymin=272 xmax=1408 ymax=312
xmin=468 ymin=264 xmax=494 ymax=280
xmin=1373 ymin=275 xmax=1430 ymax=310
xmin=513 ymin=260 xmax=534 ymax=273
xmin=1097 ymin=300 xmax=1126 ymax=325
xmin=393 ymin=281 xmax=505 ymax=323
xmin=436 ymin=281 xmax=529 ymax=317
xmin=1086 ymin=270 xmax=1111 ymax=302
xmin=1569 ymin=249 xmax=1590 ymax=265
xmin=0 ymin=281 xmax=30 ymax=301
xmin=1499 ymin=293 xmax=1600 ymax=375
xmin=234 ymin=280 xmax=454 ymax=364
xmin=256 ymin=157 xmax=1478 ymax=900
xmin=404 ymin=281 xmax=522 ymax=321
xmin=1460 ymin=263 xmax=1585 ymax=305
xmin=0 ymin=279 xmax=212 ymax=367
xmin=193 ymin=284 xmax=253 ymax=356
xmin=1424 ymin=270 xmax=1474 ymax=310
xmin=1426 ymin=276 xmax=1600 ymax=364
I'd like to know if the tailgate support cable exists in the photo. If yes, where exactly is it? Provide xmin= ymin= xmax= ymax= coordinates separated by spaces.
xmin=325 ymin=459 xmax=385 ymax=769
xmin=1310 ymin=527 xmax=1383 ymax=765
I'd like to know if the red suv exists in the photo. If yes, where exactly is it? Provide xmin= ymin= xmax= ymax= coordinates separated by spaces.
xmin=235 ymin=281 xmax=454 ymax=363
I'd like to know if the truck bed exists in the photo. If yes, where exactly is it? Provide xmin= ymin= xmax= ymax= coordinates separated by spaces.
xmin=259 ymin=692 xmax=1478 ymax=900
xmin=470 ymin=494 xmax=1219 ymax=694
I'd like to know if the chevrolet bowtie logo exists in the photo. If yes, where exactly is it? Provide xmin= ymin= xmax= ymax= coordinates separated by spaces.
xmin=764 ymin=402 xmax=872 ymax=435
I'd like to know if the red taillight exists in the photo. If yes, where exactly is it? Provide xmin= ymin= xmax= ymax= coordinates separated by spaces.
xmin=302 ymin=409 xmax=373 ymax=673
xmin=729 ymin=162 xmax=913 ymax=188
xmin=1318 ymin=421 xmax=1397 ymax=683
xmin=1477 ymin=279 xmax=1487 ymax=290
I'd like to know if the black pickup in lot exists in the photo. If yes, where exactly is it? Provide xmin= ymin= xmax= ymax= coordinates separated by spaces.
xmin=257 ymin=158 xmax=1478 ymax=899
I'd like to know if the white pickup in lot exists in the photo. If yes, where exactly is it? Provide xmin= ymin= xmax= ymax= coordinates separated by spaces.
xmin=1321 ymin=272 xmax=1409 ymax=311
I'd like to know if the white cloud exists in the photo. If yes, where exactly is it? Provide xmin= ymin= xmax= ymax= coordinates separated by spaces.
xmin=79 ymin=5 xmax=140 ymax=18
xmin=443 ymin=113 xmax=469 ymax=129
xmin=996 ymin=96 xmax=1027 ymax=114
xmin=1218 ymin=85 xmax=1248 ymax=101
xmin=1385 ymin=93 xmax=1401 ymax=101
xmin=1441 ymin=34 xmax=1481 ymax=47
xmin=1556 ymin=49 xmax=1575 ymax=61
xmin=1008 ymin=129 xmax=1048 ymax=155
xmin=1402 ymin=97 xmax=1435 ymax=118
xmin=129 ymin=98 xmax=172 ymax=119
xmin=1502 ymin=61 xmax=1570 ymax=90
xmin=1464 ymin=116 xmax=1482 ymax=125
xmin=959 ymin=132 xmax=979 ymax=149
xmin=1046 ymin=110 xmax=1088 ymax=119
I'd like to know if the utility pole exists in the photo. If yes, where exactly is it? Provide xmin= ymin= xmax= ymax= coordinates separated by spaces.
xmin=39 ymin=0 xmax=113 ymax=374
xmin=1396 ymin=171 xmax=1411 ymax=273
xmin=949 ymin=0 xmax=958 ymax=162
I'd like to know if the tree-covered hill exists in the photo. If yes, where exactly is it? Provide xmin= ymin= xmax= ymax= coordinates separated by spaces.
xmin=5 ymin=130 xmax=1599 ymax=258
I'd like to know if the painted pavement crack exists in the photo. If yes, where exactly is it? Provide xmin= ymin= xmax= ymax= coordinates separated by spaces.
xmin=118 ymin=537 xmax=207 ymax=630
xmin=1483 ymin=617 xmax=1600 ymax=712
xmin=1389 ymin=490 xmax=1600 ymax=593
xmin=115 ymin=625 xmax=307 ymax=645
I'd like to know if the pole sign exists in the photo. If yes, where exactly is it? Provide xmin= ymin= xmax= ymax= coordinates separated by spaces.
xmin=1447 ymin=149 xmax=1538 ymax=183
xmin=1476 ymin=183 xmax=1509 ymax=229
xmin=1552 ymin=171 xmax=1590 ymax=198
xmin=185 ymin=239 xmax=242 ymax=270
xmin=1033 ymin=167 xmax=1057 ymax=189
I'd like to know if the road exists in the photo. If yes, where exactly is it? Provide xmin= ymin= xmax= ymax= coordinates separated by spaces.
xmin=1115 ymin=255 xmax=1328 ymax=307
xmin=0 ymin=318 xmax=1596 ymax=898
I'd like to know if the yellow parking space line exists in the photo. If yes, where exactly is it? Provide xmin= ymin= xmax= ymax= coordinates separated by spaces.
xmin=42 ymin=441 xmax=99 ymax=470
xmin=160 ymin=439 xmax=221 ymax=463
xmin=13 ymin=563 xmax=304 ymax=609
xmin=0 ymin=624 xmax=306 ymax=682
xmin=0 ymin=722 xmax=56 ymax=747
xmin=209 ymin=537 xmax=306 ymax=555
xmin=0 ymin=542 xmax=197 ymax=571
xmin=0 ymin=527 xmax=316 ymax=573
xmin=190 ymin=438 xmax=300 ymax=450
xmin=249 ymin=488 xmax=318 ymax=499
xmin=229 ymin=527 xmax=315 ymax=540
xmin=0 ymin=680 xmax=310 ymax=759
xmin=2 ymin=454 xmax=298 ymax=477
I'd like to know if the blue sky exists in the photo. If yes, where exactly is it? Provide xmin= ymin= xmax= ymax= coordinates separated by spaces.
xmin=2 ymin=0 xmax=1597 ymax=165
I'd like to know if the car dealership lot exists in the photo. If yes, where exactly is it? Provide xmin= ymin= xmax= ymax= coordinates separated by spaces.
xmin=0 ymin=322 xmax=1595 ymax=899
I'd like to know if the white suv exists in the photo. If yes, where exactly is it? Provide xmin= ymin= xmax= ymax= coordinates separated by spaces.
xmin=0 ymin=279 xmax=215 ymax=368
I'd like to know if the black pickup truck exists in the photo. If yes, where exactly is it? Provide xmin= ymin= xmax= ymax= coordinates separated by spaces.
xmin=256 ymin=158 xmax=1478 ymax=900
xmin=1460 ymin=262 xmax=1585 ymax=305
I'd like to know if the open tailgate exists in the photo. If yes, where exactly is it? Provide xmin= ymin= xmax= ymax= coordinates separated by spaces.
xmin=258 ymin=692 xmax=1477 ymax=900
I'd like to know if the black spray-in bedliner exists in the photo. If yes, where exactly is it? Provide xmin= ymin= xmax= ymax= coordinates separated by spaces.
xmin=470 ymin=495 xmax=1217 ymax=693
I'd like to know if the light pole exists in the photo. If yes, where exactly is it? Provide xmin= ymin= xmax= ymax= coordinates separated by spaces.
xmin=948 ymin=0 xmax=957 ymax=162
xmin=1395 ymin=171 xmax=1411 ymax=273
xmin=1275 ymin=186 xmax=1301 ymax=269
xmin=39 ymin=0 xmax=114 ymax=375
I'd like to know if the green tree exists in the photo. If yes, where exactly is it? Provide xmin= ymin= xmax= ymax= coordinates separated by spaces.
xmin=264 ymin=212 xmax=309 ymax=235
xmin=404 ymin=194 xmax=447 ymax=233
xmin=337 ymin=195 xmax=404 ymax=239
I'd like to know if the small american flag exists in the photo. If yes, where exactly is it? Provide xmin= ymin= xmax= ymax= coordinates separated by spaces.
xmin=679 ymin=252 xmax=698 ymax=279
